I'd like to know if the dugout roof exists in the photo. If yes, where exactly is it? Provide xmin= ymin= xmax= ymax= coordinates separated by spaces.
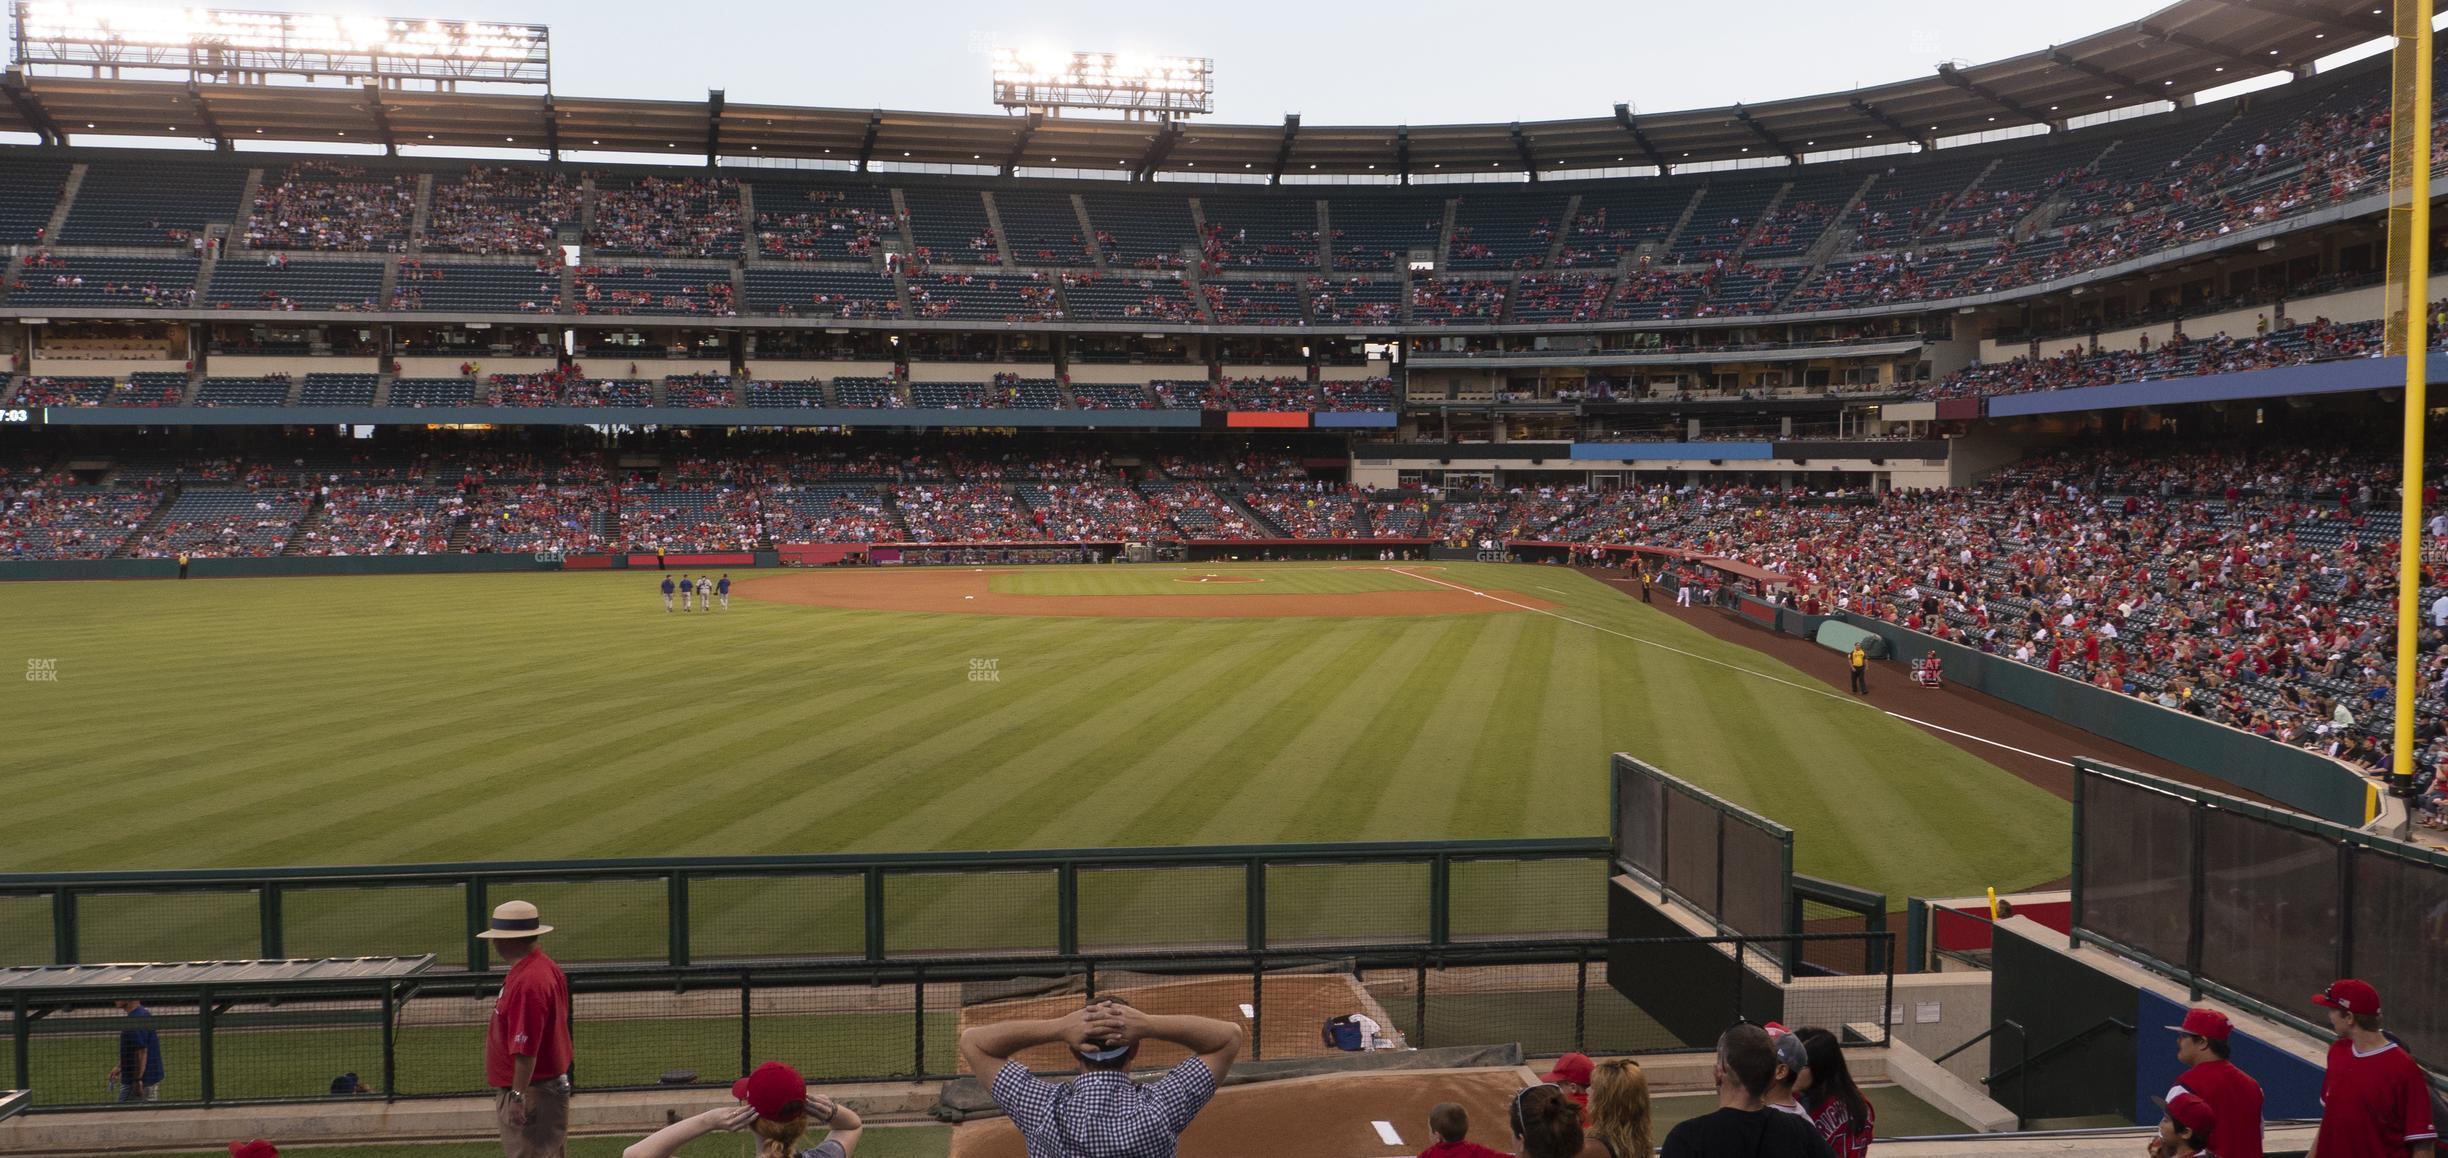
xmin=0 ymin=0 xmax=2394 ymax=174
xmin=0 ymin=956 xmax=433 ymax=991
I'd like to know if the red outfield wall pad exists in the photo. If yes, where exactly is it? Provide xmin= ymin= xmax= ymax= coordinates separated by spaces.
xmin=626 ymin=552 xmax=757 ymax=567
xmin=1224 ymin=412 xmax=1311 ymax=428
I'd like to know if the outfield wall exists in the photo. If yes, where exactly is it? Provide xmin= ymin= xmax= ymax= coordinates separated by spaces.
xmin=0 ymin=553 xmax=567 ymax=581
xmin=1709 ymin=592 xmax=2373 ymax=826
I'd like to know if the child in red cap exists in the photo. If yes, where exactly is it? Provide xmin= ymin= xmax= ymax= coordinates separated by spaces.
xmin=622 ymin=1061 xmax=866 ymax=1158
xmin=2156 ymin=1092 xmax=2219 ymax=1158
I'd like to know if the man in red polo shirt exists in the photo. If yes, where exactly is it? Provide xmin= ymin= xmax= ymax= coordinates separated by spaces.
xmin=2162 ymin=1008 xmax=2265 ymax=1158
xmin=481 ymin=900 xmax=571 ymax=1158
xmin=2308 ymin=980 xmax=2435 ymax=1158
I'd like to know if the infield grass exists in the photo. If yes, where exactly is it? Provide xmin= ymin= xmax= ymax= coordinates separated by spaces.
xmin=2 ymin=562 xmax=2068 ymax=902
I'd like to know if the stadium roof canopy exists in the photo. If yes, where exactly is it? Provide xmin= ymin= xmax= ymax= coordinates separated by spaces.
xmin=0 ymin=0 xmax=2395 ymax=176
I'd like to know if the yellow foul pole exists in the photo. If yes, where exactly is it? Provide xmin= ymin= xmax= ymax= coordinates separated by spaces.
xmin=2390 ymin=0 xmax=2434 ymax=795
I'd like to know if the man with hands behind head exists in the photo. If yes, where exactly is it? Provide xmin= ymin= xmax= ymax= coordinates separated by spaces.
xmin=960 ymin=998 xmax=1243 ymax=1158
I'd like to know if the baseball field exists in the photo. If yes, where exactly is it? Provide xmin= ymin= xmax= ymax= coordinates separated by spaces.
xmin=0 ymin=560 xmax=2068 ymax=903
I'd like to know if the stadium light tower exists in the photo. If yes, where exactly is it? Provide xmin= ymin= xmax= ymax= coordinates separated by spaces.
xmin=9 ymin=2 xmax=551 ymax=89
xmin=990 ymin=47 xmax=1212 ymax=120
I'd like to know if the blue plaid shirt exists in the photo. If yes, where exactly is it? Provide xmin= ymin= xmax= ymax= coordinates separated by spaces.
xmin=990 ymin=1059 xmax=1218 ymax=1158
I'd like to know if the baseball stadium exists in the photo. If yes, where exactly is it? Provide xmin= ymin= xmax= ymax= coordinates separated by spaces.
xmin=0 ymin=1 xmax=2445 ymax=1156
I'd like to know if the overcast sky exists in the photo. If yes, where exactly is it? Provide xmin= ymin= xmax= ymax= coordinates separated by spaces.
xmin=544 ymin=0 xmax=2187 ymax=122
xmin=15 ymin=0 xmax=2343 ymax=126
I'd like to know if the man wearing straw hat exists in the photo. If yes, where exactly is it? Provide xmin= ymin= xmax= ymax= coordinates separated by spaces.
xmin=481 ymin=900 xmax=571 ymax=1158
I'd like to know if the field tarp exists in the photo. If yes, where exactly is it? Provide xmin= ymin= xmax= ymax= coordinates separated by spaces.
xmin=1812 ymin=620 xmax=1890 ymax=660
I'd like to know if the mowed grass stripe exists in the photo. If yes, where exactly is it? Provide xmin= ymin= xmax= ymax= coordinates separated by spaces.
xmin=1015 ymin=619 xmax=1391 ymax=850
xmin=1273 ymin=616 xmax=1493 ymax=843
xmin=781 ymin=621 xmax=1341 ymax=947
xmin=1103 ymin=620 xmax=1402 ymax=847
xmin=624 ymin=616 xmax=1178 ymax=857
xmin=1443 ymin=615 xmax=1564 ymax=838
xmin=1178 ymin=617 xmax=1459 ymax=845
xmin=2 ymin=566 xmax=2072 ymax=909
xmin=470 ymin=612 xmax=1119 ymax=859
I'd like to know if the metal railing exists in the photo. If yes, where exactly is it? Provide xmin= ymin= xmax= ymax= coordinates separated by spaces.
xmin=3 ymin=931 xmax=1895 ymax=1114
xmin=1608 ymin=753 xmax=1796 ymax=976
xmin=0 ymin=838 xmax=1612 ymax=973
xmin=2071 ymin=759 xmax=2448 ymax=1076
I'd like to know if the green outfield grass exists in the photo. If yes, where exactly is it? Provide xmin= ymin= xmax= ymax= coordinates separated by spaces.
xmin=0 ymin=562 xmax=2068 ymax=909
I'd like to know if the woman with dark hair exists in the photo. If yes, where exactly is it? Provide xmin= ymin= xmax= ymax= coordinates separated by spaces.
xmin=1513 ymin=1082 xmax=1590 ymax=1158
xmin=1798 ymin=1027 xmax=1873 ymax=1158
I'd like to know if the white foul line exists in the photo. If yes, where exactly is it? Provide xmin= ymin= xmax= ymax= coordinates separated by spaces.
xmin=1882 ymin=712 xmax=2074 ymax=767
xmin=1390 ymin=569 xmax=2073 ymax=768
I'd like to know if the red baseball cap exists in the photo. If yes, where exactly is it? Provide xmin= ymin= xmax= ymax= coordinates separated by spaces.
xmin=2313 ymin=979 xmax=2380 ymax=1016
xmin=732 ymin=1061 xmax=807 ymax=1122
xmin=1542 ymin=1052 xmax=1595 ymax=1086
xmin=229 ymin=1143 xmax=278 ymax=1158
xmin=2165 ymin=1009 xmax=2232 ymax=1041
xmin=2163 ymin=1092 xmax=2217 ymax=1139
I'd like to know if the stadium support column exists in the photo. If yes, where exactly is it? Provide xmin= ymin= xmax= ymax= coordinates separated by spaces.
xmin=2385 ymin=0 xmax=2434 ymax=797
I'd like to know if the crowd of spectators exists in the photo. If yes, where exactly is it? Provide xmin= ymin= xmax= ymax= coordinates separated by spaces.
xmin=572 ymin=266 xmax=737 ymax=316
xmin=1929 ymin=317 xmax=2386 ymax=399
xmin=587 ymin=177 xmax=743 ymax=258
xmin=1022 ymin=481 xmax=1168 ymax=540
xmin=289 ymin=483 xmax=460 ymax=555
xmin=1139 ymin=481 xmax=1260 ymax=538
xmin=1575 ymin=443 xmax=2434 ymax=770
xmin=0 ymin=464 xmax=158 ymax=559
xmin=616 ymin=480 xmax=767 ymax=553
xmin=1241 ymin=484 xmax=1366 ymax=538
xmin=245 ymin=165 xmax=415 ymax=252
xmin=755 ymin=189 xmax=902 ymax=260
xmin=422 ymin=167 xmax=585 ymax=255
xmin=893 ymin=483 xmax=1041 ymax=542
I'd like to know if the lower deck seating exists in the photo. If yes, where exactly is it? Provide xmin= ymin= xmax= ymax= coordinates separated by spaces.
xmin=389 ymin=378 xmax=477 ymax=407
xmin=124 ymin=488 xmax=309 ymax=558
xmin=195 ymin=377 xmax=293 ymax=406
xmin=745 ymin=380 xmax=827 ymax=407
xmin=0 ymin=483 xmax=159 ymax=559
xmin=1072 ymin=383 xmax=1152 ymax=409
xmin=299 ymin=374 xmax=379 ymax=405
xmin=206 ymin=261 xmax=385 ymax=311
xmin=834 ymin=377 xmax=904 ymax=408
